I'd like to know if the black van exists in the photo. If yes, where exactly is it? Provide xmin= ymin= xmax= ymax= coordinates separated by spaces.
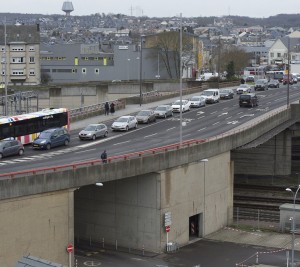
xmin=239 ymin=93 xmax=258 ymax=107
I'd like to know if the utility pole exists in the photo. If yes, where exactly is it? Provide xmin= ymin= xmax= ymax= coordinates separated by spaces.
xmin=217 ymin=35 xmax=221 ymax=90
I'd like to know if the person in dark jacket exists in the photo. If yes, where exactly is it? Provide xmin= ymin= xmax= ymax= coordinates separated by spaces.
xmin=110 ymin=102 xmax=115 ymax=115
xmin=104 ymin=102 xmax=109 ymax=115
xmin=101 ymin=150 xmax=107 ymax=163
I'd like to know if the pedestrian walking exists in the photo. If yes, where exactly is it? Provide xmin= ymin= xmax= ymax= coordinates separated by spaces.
xmin=101 ymin=150 xmax=107 ymax=163
xmin=104 ymin=101 xmax=109 ymax=115
xmin=110 ymin=102 xmax=115 ymax=115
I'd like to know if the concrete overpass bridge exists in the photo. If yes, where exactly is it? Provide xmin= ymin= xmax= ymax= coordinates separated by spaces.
xmin=1 ymin=103 xmax=300 ymax=266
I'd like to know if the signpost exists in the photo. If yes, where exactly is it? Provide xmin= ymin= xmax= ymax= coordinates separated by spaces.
xmin=66 ymin=243 xmax=73 ymax=267
xmin=164 ymin=212 xmax=172 ymax=245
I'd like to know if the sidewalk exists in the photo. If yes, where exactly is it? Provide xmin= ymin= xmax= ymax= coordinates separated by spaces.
xmin=206 ymin=227 xmax=298 ymax=251
xmin=70 ymin=91 xmax=209 ymax=131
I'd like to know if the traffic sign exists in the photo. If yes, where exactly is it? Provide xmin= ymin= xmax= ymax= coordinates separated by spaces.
xmin=66 ymin=243 xmax=74 ymax=253
xmin=165 ymin=225 xmax=171 ymax=232
xmin=164 ymin=212 xmax=172 ymax=226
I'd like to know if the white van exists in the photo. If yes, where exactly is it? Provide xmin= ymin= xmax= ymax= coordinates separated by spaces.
xmin=201 ymin=89 xmax=220 ymax=104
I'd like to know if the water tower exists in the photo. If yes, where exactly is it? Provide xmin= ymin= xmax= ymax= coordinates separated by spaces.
xmin=62 ymin=1 xmax=74 ymax=16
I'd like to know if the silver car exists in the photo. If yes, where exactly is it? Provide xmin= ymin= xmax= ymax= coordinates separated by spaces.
xmin=111 ymin=116 xmax=138 ymax=131
xmin=154 ymin=105 xmax=173 ymax=118
xmin=189 ymin=96 xmax=206 ymax=108
xmin=79 ymin=123 xmax=108 ymax=140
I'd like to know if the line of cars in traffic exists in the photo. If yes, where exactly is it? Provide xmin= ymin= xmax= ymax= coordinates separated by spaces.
xmin=0 ymin=85 xmax=259 ymax=159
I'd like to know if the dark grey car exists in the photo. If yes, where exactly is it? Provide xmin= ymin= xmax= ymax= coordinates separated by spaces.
xmin=0 ymin=139 xmax=24 ymax=159
xmin=154 ymin=105 xmax=173 ymax=118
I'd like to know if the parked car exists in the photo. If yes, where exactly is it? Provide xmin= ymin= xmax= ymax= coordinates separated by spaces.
xmin=219 ymin=89 xmax=234 ymax=99
xmin=154 ymin=105 xmax=173 ymax=118
xmin=136 ymin=110 xmax=156 ymax=124
xmin=201 ymin=89 xmax=220 ymax=103
xmin=268 ymin=79 xmax=280 ymax=88
xmin=189 ymin=96 xmax=206 ymax=108
xmin=245 ymin=76 xmax=255 ymax=83
xmin=111 ymin=115 xmax=138 ymax=131
xmin=79 ymin=123 xmax=108 ymax=140
xmin=239 ymin=93 xmax=258 ymax=107
xmin=254 ymin=79 xmax=268 ymax=91
xmin=236 ymin=84 xmax=252 ymax=94
xmin=32 ymin=128 xmax=70 ymax=150
xmin=0 ymin=139 xmax=24 ymax=159
xmin=171 ymin=99 xmax=191 ymax=112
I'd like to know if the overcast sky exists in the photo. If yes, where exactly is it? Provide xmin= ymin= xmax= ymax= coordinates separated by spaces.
xmin=2 ymin=0 xmax=300 ymax=18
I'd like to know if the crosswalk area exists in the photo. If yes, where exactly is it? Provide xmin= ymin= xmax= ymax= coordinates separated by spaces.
xmin=0 ymin=146 xmax=81 ymax=166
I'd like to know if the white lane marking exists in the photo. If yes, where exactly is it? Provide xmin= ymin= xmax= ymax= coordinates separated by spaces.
xmin=226 ymin=116 xmax=232 ymax=120
xmin=144 ymin=133 xmax=158 ymax=138
xmin=166 ymin=127 xmax=176 ymax=131
xmin=240 ymin=114 xmax=254 ymax=119
xmin=198 ymin=116 xmax=205 ymax=119
xmin=218 ymin=112 xmax=228 ymax=117
xmin=227 ymin=121 xmax=239 ymax=125
xmin=213 ymin=121 xmax=220 ymax=125
xmin=75 ymin=148 xmax=96 ymax=154
xmin=113 ymin=140 xmax=130 ymax=146
xmin=237 ymin=112 xmax=243 ymax=115
xmin=211 ymin=111 xmax=217 ymax=114
xmin=78 ymin=136 xmax=118 ymax=148
xmin=198 ymin=127 xmax=206 ymax=131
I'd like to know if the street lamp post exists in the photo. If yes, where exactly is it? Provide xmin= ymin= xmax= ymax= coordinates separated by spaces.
xmin=139 ymin=35 xmax=145 ymax=107
xmin=286 ymin=185 xmax=300 ymax=266
xmin=201 ymin=159 xmax=208 ymax=237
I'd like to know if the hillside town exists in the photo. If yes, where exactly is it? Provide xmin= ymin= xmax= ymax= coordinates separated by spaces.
xmin=0 ymin=1 xmax=300 ymax=85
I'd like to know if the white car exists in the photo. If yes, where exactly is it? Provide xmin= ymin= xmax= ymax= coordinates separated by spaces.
xmin=171 ymin=99 xmax=190 ymax=112
xmin=236 ymin=84 xmax=252 ymax=94
xmin=111 ymin=116 xmax=138 ymax=131
xmin=189 ymin=96 xmax=206 ymax=108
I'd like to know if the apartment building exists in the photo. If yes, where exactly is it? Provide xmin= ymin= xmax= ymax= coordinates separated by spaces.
xmin=0 ymin=24 xmax=41 ymax=86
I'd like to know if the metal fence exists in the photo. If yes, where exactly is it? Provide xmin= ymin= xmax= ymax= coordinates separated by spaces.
xmin=233 ymin=207 xmax=280 ymax=231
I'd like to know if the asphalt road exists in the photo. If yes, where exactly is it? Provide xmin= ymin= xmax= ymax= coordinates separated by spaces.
xmin=74 ymin=238 xmax=290 ymax=267
xmin=1 ymin=84 xmax=300 ymax=174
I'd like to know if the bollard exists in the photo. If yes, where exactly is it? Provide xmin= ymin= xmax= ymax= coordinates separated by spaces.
xmin=115 ymin=240 xmax=118 ymax=251
xmin=142 ymin=244 xmax=145 ymax=256
xmin=256 ymin=252 xmax=259 ymax=264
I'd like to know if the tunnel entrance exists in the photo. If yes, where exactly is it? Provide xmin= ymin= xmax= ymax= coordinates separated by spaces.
xmin=189 ymin=213 xmax=202 ymax=240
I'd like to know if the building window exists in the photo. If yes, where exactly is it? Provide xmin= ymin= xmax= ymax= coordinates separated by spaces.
xmin=12 ymin=57 xmax=24 ymax=63
xmin=12 ymin=69 xmax=25 ymax=75
xmin=95 ymin=68 xmax=99 ymax=74
xmin=29 ymin=46 xmax=35 ymax=51
xmin=11 ymin=47 xmax=24 ymax=51
xmin=82 ymin=68 xmax=86 ymax=74
xmin=270 ymin=52 xmax=274 ymax=58
xmin=72 ymin=69 xmax=77 ymax=73
xmin=277 ymin=53 xmax=281 ymax=57
xmin=29 ymin=69 xmax=35 ymax=75
xmin=29 ymin=57 xmax=35 ymax=63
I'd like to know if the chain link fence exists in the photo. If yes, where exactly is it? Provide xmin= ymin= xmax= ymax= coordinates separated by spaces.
xmin=233 ymin=207 xmax=280 ymax=231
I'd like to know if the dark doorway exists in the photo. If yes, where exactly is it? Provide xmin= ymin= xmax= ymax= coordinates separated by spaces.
xmin=189 ymin=213 xmax=202 ymax=240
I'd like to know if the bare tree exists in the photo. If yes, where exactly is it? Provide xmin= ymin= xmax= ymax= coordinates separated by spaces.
xmin=146 ymin=31 xmax=197 ymax=79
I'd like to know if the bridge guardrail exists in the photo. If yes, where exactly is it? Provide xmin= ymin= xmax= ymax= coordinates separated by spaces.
xmin=0 ymin=139 xmax=205 ymax=179
xmin=0 ymin=104 xmax=292 ymax=179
